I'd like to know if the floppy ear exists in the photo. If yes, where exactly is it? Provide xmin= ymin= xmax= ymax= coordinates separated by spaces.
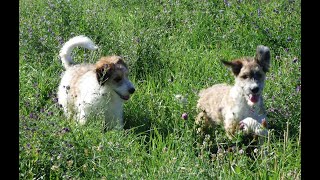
xmin=96 ymin=63 xmax=114 ymax=85
xmin=221 ymin=60 xmax=243 ymax=76
xmin=255 ymin=45 xmax=271 ymax=72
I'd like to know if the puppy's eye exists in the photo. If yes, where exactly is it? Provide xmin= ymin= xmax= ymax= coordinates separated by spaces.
xmin=114 ymin=77 xmax=122 ymax=82
xmin=241 ymin=75 xmax=248 ymax=79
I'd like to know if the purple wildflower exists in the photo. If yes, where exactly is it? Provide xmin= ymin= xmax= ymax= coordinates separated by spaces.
xmin=239 ymin=149 xmax=244 ymax=154
xmin=257 ymin=8 xmax=261 ymax=17
xmin=292 ymin=57 xmax=298 ymax=63
xmin=181 ymin=113 xmax=188 ymax=120
xmin=268 ymin=107 xmax=275 ymax=112
xmin=48 ymin=111 xmax=53 ymax=116
xmin=296 ymin=85 xmax=301 ymax=92
xmin=224 ymin=0 xmax=230 ymax=7
xmin=62 ymin=127 xmax=70 ymax=133
xmin=53 ymin=97 xmax=59 ymax=103
xmin=29 ymin=113 xmax=37 ymax=119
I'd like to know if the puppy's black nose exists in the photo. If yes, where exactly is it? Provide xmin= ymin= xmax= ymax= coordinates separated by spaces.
xmin=251 ymin=87 xmax=259 ymax=94
xmin=129 ymin=87 xmax=135 ymax=94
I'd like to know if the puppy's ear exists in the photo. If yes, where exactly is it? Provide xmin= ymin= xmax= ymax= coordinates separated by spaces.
xmin=96 ymin=63 xmax=114 ymax=85
xmin=255 ymin=45 xmax=271 ymax=72
xmin=221 ymin=60 xmax=243 ymax=76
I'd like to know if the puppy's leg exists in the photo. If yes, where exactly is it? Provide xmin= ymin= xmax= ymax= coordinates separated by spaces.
xmin=239 ymin=117 xmax=268 ymax=144
xmin=77 ymin=109 xmax=87 ymax=125
xmin=223 ymin=113 xmax=238 ymax=139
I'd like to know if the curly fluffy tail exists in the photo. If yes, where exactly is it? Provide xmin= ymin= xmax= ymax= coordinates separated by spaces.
xmin=59 ymin=35 xmax=98 ymax=69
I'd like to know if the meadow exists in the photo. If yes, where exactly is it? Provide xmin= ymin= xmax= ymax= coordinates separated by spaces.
xmin=19 ymin=0 xmax=301 ymax=179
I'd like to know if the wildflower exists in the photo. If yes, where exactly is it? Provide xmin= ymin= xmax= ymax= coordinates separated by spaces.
xmin=292 ymin=57 xmax=298 ymax=63
xmin=224 ymin=0 xmax=230 ymax=7
xmin=51 ymin=164 xmax=60 ymax=171
xmin=48 ymin=111 xmax=53 ymax=116
xmin=174 ymin=94 xmax=188 ymax=104
xmin=287 ymin=36 xmax=292 ymax=42
xmin=29 ymin=113 xmax=37 ymax=119
xmin=254 ymin=148 xmax=259 ymax=153
xmin=67 ymin=160 xmax=73 ymax=167
xmin=296 ymin=85 xmax=301 ymax=92
xmin=57 ymin=153 xmax=62 ymax=160
xmin=53 ymin=97 xmax=58 ymax=103
xmin=268 ymin=107 xmax=275 ymax=112
xmin=61 ymin=127 xmax=70 ymax=134
xmin=97 ymin=144 xmax=103 ymax=151
xmin=181 ymin=113 xmax=188 ymax=120
xmin=239 ymin=149 xmax=244 ymax=155
xmin=162 ymin=147 xmax=168 ymax=153
xmin=83 ymin=164 xmax=88 ymax=171
xmin=257 ymin=8 xmax=261 ymax=17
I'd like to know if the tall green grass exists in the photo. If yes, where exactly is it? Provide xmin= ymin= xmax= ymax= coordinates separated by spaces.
xmin=19 ymin=0 xmax=301 ymax=179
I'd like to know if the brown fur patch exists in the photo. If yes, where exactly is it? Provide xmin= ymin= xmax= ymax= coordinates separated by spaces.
xmin=95 ymin=56 xmax=128 ymax=85
xmin=236 ymin=58 xmax=265 ymax=80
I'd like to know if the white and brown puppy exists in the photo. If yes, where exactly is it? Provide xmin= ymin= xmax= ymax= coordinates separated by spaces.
xmin=196 ymin=45 xmax=270 ymax=142
xmin=57 ymin=35 xmax=135 ymax=129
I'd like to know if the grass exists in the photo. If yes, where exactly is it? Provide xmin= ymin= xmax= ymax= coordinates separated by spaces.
xmin=19 ymin=0 xmax=301 ymax=179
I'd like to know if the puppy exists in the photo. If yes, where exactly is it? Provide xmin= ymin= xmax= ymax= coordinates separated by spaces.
xmin=196 ymin=45 xmax=270 ymax=143
xmin=57 ymin=35 xmax=135 ymax=129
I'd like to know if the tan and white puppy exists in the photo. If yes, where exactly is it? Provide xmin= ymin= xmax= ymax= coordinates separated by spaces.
xmin=196 ymin=45 xmax=270 ymax=143
xmin=57 ymin=35 xmax=135 ymax=129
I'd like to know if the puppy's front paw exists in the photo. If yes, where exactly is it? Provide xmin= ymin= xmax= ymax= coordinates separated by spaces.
xmin=239 ymin=117 xmax=267 ymax=136
xmin=239 ymin=117 xmax=255 ymax=134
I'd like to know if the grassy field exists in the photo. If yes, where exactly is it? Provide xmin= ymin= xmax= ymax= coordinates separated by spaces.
xmin=19 ymin=0 xmax=301 ymax=179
